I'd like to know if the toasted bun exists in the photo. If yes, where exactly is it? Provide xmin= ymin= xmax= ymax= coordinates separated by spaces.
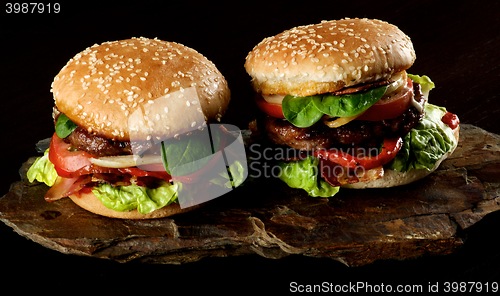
xmin=52 ymin=37 xmax=230 ymax=142
xmin=69 ymin=191 xmax=199 ymax=219
xmin=343 ymin=125 xmax=460 ymax=189
xmin=245 ymin=18 xmax=415 ymax=96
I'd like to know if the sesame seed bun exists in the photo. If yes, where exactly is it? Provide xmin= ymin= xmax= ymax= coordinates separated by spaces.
xmin=244 ymin=18 xmax=415 ymax=96
xmin=69 ymin=191 xmax=200 ymax=219
xmin=52 ymin=37 xmax=230 ymax=142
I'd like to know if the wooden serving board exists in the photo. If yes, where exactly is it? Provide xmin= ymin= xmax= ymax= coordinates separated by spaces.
xmin=1 ymin=124 xmax=499 ymax=266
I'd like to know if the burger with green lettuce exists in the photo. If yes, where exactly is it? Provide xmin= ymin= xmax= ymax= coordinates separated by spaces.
xmin=245 ymin=18 xmax=459 ymax=197
xmin=28 ymin=37 xmax=245 ymax=219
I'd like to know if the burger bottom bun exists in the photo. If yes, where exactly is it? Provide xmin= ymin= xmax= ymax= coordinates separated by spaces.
xmin=342 ymin=125 xmax=460 ymax=189
xmin=69 ymin=191 xmax=199 ymax=219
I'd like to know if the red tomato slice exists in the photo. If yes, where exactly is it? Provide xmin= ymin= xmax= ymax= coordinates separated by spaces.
xmin=355 ymin=78 xmax=414 ymax=121
xmin=254 ymin=93 xmax=285 ymax=119
xmin=313 ymin=137 xmax=403 ymax=170
xmin=48 ymin=133 xmax=93 ymax=178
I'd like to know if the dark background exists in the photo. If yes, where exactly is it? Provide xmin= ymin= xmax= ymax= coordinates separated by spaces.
xmin=2 ymin=1 xmax=500 ymax=294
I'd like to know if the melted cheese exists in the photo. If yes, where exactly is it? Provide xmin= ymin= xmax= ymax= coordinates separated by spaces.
xmin=322 ymin=111 xmax=366 ymax=128
xmin=410 ymin=94 xmax=423 ymax=113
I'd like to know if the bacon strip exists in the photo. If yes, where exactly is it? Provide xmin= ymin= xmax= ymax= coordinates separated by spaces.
xmin=331 ymin=80 xmax=394 ymax=96
xmin=44 ymin=175 xmax=93 ymax=202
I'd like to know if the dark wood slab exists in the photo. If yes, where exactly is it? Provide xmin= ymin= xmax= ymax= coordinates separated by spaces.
xmin=1 ymin=124 xmax=499 ymax=266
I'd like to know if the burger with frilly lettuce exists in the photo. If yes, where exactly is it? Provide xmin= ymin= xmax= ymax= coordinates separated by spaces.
xmin=245 ymin=18 xmax=459 ymax=197
xmin=27 ymin=37 xmax=245 ymax=219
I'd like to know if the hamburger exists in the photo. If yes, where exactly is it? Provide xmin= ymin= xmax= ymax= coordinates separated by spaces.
xmin=245 ymin=18 xmax=459 ymax=196
xmin=27 ymin=37 xmax=245 ymax=219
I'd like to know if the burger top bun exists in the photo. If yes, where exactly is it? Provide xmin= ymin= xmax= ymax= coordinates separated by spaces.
xmin=245 ymin=18 xmax=415 ymax=97
xmin=52 ymin=37 xmax=230 ymax=142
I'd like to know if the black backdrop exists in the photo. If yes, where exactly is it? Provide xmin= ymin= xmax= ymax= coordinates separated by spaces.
xmin=2 ymin=1 xmax=500 ymax=294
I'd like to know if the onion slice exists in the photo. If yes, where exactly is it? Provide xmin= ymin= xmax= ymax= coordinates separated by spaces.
xmin=262 ymin=94 xmax=285 ymax=104
xmin=89 ymin=154 xmax=162 ymax=168
xmin=321 ymin=110 xmax=367 ymax=128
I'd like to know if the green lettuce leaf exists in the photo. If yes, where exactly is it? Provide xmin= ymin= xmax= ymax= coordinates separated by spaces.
xmin=27 ymin=149 xmax=58 ymax=187
xmin=312 ymin=85 xmax=388 ymax=117
xmin=281 ymin=85 xmax=387 ymax=128
xmin=209 ymin=160 xmax=246 ymax=189
xmin=387 ymin=103 xmax=458 ymax=172
xmin=55 ymin=113 xmax=78 ymax=139
xmin=281 ymin=95 xmax=325 ymax=128
xmin=160 ymin=128 xmax=221 ymax=175
xmin=278 ymin=156 xmax=340 ymax=197
xmin=407 ymin=74 xmax=435 ymax=95
xmin=92 ymin=181 xmax=179 ymax=214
